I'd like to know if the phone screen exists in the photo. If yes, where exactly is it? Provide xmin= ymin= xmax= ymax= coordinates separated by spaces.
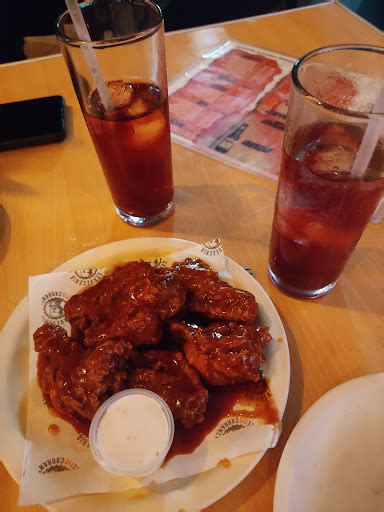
xmin=0 ymin=96 xmax=66 ymax=150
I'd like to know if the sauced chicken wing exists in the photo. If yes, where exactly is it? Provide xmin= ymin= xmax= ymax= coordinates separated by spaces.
xmin=64 ymin=261 xmax=186 ymax=347
xmin=169 ymin=320 xmax=271 ymax=386
xmin=79 ymin=306 xmax=163 ymax=348
xmin=129 ymin=350 xmax=208 ymax=428
xmin=171 ymin=258 xmax=258 ymax=323
xmin=34 ymin=323 xmax=132 ymax=424
xmin=34 ymin=257 xmax=272 ymax=437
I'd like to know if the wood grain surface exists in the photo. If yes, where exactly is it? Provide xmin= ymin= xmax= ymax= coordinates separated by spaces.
xmin=0 ymin=2 xmax=383 ymax=511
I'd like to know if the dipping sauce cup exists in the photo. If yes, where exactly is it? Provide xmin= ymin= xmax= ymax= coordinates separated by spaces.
xmin=89 ymin=389 xmax=175 ymax=477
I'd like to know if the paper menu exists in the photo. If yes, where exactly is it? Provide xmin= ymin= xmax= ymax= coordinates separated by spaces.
xmin=169 ymin=41 xmax=295 ymax=180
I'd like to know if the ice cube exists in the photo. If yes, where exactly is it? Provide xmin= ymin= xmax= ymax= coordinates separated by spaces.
xmin=124 ymin=98 xmax=149 ymax=118
xmin=276 ymin=206 xmax=356 ymax=249
xmin=107 ymin=80 xmax=134 ymax=108
xmin=310 ymin=145 xmax=355 ymax=176
xmin=131 ymin=110 xmax=166 ymax=147
xmin=303 ymin=123 xmax=362 ymax=177
xmin=303 ymin=220 xmax=358 ymax=249
xmin=90 ymin=80 xmax=134 ymax=119
xmin=302 ymin=220 xmax=333 ymax=246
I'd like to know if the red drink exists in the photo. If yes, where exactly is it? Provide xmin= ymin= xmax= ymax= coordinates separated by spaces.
xmin=84 ymin=81 xmax=174 ymax=223
xmin=269 ymin=122 xmax=384 ymax=297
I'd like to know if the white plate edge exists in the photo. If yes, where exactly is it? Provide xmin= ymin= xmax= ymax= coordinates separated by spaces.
xmin=273 ymin=372 xmax=384 ymax=512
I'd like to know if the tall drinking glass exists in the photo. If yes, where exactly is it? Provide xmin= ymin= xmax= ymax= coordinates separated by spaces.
xmin=269 ymin=45 xmax=384 ymax=298
xmin=57 ymin=0 xmax=174 ymax=227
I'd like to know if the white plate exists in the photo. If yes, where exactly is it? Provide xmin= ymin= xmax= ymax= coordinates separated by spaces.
xmin=0 ymin=237 xmax=290 ymax=512
xmin=274 ymin=373 xmax=384 ymax=512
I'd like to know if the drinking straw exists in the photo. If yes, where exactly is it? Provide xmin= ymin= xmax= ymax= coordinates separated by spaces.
xmin=370 ymin=198 xmax=384 ymax=224
xmin=65 ymin=0 xmax=112 ymax=111
xmin=350 ymin=88 xmax=384 ymax=178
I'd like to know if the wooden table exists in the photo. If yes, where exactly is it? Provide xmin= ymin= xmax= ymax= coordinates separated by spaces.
xmin=1 ymin=2 xmax=383 ymax=511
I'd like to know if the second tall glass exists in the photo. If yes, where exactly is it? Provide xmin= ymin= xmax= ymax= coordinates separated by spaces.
xmin=57 ymin=0 xmax=174 ymax=227
xmin=269 ymin=45 xmax=384 ymax=298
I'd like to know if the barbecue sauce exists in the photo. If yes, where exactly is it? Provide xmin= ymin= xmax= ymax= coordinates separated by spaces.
xmin=166 ymin=378 xmax=279 ymax=461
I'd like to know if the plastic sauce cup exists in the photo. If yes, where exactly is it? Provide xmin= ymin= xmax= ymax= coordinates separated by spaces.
xmin=89 ymin=389 xmax=175 ymax=477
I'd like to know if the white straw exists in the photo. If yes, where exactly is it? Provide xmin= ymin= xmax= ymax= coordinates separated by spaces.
xmin=65 ymin=0 xmax=112 ymax=111
xmin=350 ymin=88 xmax=384 ymax=178
xmin=370 ymin=198 xmax=384 ymax=224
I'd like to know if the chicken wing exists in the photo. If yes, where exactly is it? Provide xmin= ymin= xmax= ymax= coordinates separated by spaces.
xmin=34 ymin=323 xmax=132 ymax=426
xmin=129 ymin=350 xmax=208 ymax=428
xmin=172 ymin=258 xmax=258 ymax=323
xmin=64 ymin=261 xmax=186 ymax=347
xmin=169 ymin=320 xmax=271 ymax=386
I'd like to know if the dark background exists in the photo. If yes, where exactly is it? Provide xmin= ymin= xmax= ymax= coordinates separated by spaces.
xmin=1 ymin=1 xmax=382 ymax=64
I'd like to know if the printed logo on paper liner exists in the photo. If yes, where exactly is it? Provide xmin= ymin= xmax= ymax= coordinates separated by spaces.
xmin=150 ymin=257 xmax=169 ymax=268
xmin=41 ymin=291 xmax=70 ymax=326
xmin=70 ymin=268 xmax=104 ymax=287
xmin=38 ymin=457 xmax=79 ymax=474
xmin=76 ymin=434 xmax=90 ymax=448
xmin=201 ymin=239 xmax=223 ymax=257
xmin=215 ymin=417 xmax=254 ymax=438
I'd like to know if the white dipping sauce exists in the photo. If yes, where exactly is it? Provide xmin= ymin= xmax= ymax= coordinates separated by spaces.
xmin=90 ymin=390 xmax=174 ymax=477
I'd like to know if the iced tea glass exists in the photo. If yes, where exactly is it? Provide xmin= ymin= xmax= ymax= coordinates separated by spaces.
xmin=269 ymin=45 xmax=384 ymax=298
xmin=57 ymin=0 xmax=174 ymax=227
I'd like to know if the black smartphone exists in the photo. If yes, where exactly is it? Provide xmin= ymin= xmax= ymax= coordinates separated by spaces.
xmin=0 ymin=96 xmax=66 ymax=151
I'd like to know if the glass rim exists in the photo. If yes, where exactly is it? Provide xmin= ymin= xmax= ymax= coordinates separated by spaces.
xmin=56 ymin=0 xmax=163 ymax=48
xmin=292 ymin=44 xmax=384 ymax=119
